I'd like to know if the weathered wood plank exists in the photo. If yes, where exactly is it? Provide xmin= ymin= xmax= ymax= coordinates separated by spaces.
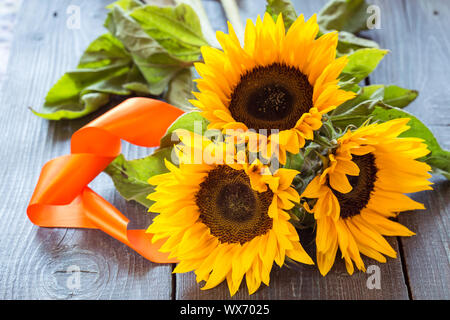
xmin=369 ymin=0 xmax=450 ymax=131
xmin=399 ymin=177 xmax=450 ymax=300
xmin=0 ymin=0 xmax=23 ymax=85
xmin=0 ymin=0 xmax=172 ymax=299
xmin=175 ymin=0 xmax=410 ymax=300
xmin=369 ymin=0 xmax=450 ymax=299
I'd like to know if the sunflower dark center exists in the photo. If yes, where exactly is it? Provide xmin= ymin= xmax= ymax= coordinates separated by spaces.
xmin=217 ymin=183 xmax=256 ymax=222
xmin=228 ymin=63 xmax=314 ymax=131
xmin=331 ymin=153 xmax=378 ymax=219
xmin=195 ymin=165 xmax=273 ymax=244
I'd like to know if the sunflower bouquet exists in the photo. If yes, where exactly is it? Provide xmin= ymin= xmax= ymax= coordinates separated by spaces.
xmin=30 ymin=0 xmax=449 ymax=296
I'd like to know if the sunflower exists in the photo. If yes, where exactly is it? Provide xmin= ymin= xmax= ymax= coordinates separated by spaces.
xmin=300 ymin=118 xmax=432 ymax=275
xmin=146 ymin=131 xmax=313 ymax=295
xmin=191 ymin=12 xmax=356 ymax=164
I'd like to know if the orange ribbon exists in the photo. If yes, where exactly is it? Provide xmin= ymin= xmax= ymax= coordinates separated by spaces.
xmin=27 ymin=98 xmax=184 ymax=263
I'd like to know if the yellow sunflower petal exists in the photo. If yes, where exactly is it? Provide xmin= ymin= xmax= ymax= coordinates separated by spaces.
xmin=192 ymin=11 xmax=353 ymax=162
xmin=302 ymin=118 xmax=431 ymax=275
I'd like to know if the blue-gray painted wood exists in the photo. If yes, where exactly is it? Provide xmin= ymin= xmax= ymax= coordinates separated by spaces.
xmin=0 ymin=0 xmax=172 ymax=300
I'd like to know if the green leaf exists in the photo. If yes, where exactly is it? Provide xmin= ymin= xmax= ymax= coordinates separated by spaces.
xmin=159 ymin=111 xmax=209 ymax=148
xmin=370 ymin=106 xmax=450 ymax=179
xmin=331 ymin=84 xmax=418 ymax=119
xmin=265 ymin=0 xmax=298 ymax=29
xmin=104 ymin=148 xmax=173 ymax=208
xmin=265 ymin=0 xmax=379 ymax=56
xmin=31 ymin=92 xmax=110 ymax=120
xmin=105 ymin=6 xmax=191 ymax=96
xmin=34 ymin=2 xmax=208 ymax=120
xmin=332 ymin=97 xmax=449 ymax=179
xmin=122 ymin=64 xmax=151 ymax=94
xmin=130 ymin=4 xmax=208 ymax=61
xmin=264 ymin=0 xmax=380 ymax=57
xmin=381 ymin=85 xmax=419 ymax=108
xmin=106 ymin=0 xmax=143 ymax=11
xmin=31 ymin=33 xmax=136 ymax=120
xmin=340 ymin=48 xmax=388 ymax=85
xmin=164 ymin=68 xmax=195 ymax=112
xmin=335 ymin=31 xmax=379 ymax=56
xmin=318 ymin=0 xmax=371 ymax=33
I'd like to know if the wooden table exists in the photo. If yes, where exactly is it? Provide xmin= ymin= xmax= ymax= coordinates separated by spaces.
xmin=0 ymin=0 xmax=448 ymax=300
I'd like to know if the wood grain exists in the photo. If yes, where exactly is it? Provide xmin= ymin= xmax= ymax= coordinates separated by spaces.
xmin=368 ymin=0 xmax=450 ymax=300
xmin=398 ymin=177 xmax=450 ymax=300
xmin=0 ymin=0 xmax=23 ymax=85
xmin=0 ymin=0 xmax=172 ymax=299
xmin=369 ymin=0 xmax=450 ymax=131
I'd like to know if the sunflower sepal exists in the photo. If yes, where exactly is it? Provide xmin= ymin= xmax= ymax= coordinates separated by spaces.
xmin=300 ymin=118 xmax=434 ymax=275
xmin=312 ymin=129 xmax=339 ymax=150
xmin=288 ymin=205 xmax=316 ymax=230
xmin=331 ymin=84 xmax=419 ymax=120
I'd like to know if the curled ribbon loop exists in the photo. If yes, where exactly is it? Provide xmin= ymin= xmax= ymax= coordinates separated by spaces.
xmin=27 ymin=98 xmax=184 ymax=263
